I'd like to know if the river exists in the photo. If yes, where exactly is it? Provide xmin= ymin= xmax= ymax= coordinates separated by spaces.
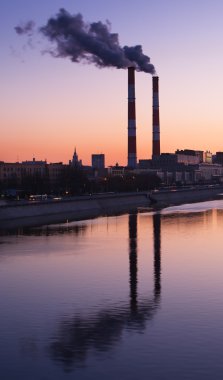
xmin=1 ymin=200 xmax=223 ymax=379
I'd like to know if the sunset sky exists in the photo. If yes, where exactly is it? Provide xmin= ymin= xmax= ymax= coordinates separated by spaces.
xmin=1 ymin=0 xmax=223 ymax=166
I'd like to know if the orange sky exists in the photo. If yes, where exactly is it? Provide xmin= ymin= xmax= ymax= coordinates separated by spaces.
xmin=2 ymin=1 xmax=223 ymax=166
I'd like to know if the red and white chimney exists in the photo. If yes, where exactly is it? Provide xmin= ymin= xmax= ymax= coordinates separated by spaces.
xmin=152 ymin=76 xmax=160 ymax=157
xmin=127 ymin=67 xmax=137 ymax=168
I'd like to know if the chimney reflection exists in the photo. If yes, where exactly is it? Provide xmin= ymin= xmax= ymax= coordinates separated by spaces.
xmin=153 ymin=213 xmax=161 ymax=297
xmin=128 ymin=213 xmax=138 ymax=312
xmin=128 ymin=212 xmax=161 ymax=311
xmin=48 ymin=212 xmax=162 ymax=369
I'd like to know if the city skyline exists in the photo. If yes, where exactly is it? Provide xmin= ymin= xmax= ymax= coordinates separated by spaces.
xmin=2 ymin=0 xmax=223 ymax=165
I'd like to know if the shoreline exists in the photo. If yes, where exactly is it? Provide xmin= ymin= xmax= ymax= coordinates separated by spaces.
xmin=149 ymin=185 xmax=223 ymax=208
xmin=1 ymin=186 xmax=223 ymax=229
xmin=0 ymin=192 xmax=150 ymax=229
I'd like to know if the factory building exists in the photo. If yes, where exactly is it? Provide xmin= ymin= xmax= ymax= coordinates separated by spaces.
xmin=175 ymin=149 xmax=213 ymax=164
xmin=137 ymin=152 xmax=223 ymax=185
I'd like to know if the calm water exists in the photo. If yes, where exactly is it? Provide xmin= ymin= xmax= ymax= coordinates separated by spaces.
xmin=1 ymin=200 xmax=223 ymax=379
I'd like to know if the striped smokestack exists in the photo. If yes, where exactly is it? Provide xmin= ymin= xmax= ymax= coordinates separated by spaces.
xmin=128 ymin=67 xmax=137 ymax=168
xmin=152 ymin=76 xmax=160 ymax=157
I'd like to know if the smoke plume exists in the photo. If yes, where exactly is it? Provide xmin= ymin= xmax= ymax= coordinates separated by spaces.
xmin=15 ymin=8 xmax=155 ymax=74
xmin=15 ymin=21 xmax=35 ymax=36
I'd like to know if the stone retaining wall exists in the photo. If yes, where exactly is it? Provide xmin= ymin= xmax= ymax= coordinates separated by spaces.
xmin=0 ymin=192 xmax=149 ymax=228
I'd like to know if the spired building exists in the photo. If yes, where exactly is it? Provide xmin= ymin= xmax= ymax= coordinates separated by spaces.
xmin=69 ymin=148 xmax=82 ymax=167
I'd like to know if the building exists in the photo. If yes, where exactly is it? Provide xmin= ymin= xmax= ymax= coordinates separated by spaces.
xmin=108 ymin=164 xmax=125 ymax=176
xmin=176 ymin=149 xmax=205 ymax=163
xmin=175 ymin=150 xmax=200 ymax=165
xmin=69 ymin=148 xmax=82 ymax=167
xmin=21 ymin=158 xmax=47 ymax=177
xmin=214 ymin=152 xmax=223 ymax=165
xmin=0 ymin=159 xmax=67 ymax=190
xmin=148 ymin=153 xmax=196 ymax=185
xmin=152 ymin=151 xmax=199 ymax=168
xmin=203 ymin=151 xmax=212 ymax=164
xmin=92 ymin=154 xmax=105 ymax=169
xmin=195 ymin=163 xmax=223 ymax=182
xmin=0 ymin=158 xmax=47 ymax=185
xmin=0 ymin=161 xmax=22 ymax=184
xmin=195 ymin=150 xmax=204 ymax=163
xmin=48 ymin=162 xmax=66 ymax=184
xmin=138 ymin=159 xmax=152 ymax=169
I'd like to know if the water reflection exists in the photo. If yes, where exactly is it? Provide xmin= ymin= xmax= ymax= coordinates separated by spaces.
xmin=129 ymin=213 xmax=138 ymax=312
xmin=0 ymin=223 xmax=87 ymax=238
xmin=153 ymin=213 xmax=161 ymax=297
xmin=49 ymin=213 xmax=162 ymax=370
xmin=2 ymin=203 xmax=223 ymax=378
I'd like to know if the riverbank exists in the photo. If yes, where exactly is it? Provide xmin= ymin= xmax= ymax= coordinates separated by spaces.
xmin=1 ymin=186 xmax=223 ymax=229
xmin=149 ymin=185 xmax=223 ymax=208
xmin=0 ymin=192 xmax=150 ymax=229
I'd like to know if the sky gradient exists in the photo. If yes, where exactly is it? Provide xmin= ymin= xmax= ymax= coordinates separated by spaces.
xmin=1 ymin=0 xmax=223 ymax=166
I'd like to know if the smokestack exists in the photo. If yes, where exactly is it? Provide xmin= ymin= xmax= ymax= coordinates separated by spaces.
xmin=128 ymin=67 xmax=137 ymax=168
xmin=152 ymin=76 xmax=160 ymax=157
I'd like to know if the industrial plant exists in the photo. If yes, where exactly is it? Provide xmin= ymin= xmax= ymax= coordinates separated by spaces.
xmin=1 ymin=68 xmax=223 ymax=197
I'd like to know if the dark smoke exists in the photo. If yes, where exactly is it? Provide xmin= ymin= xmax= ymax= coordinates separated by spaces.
xmin=15 ymin=21 xmax=35 ymax=36
xmin=15 ymin=8 xmax=155 ymax=74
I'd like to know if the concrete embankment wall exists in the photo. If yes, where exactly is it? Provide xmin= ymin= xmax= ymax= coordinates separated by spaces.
xmin=150 ymin=186 xmax=223 ymax=207
xmin=0 ymin=193 xmax=150 ymax=229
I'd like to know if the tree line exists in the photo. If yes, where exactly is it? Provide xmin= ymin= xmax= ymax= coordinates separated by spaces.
xmin=0 ymin=166 xmax=161 ymax=198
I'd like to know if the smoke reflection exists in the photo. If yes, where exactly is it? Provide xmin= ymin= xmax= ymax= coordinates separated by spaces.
xmin=48 ymin=212 xmax=161 ymax=370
